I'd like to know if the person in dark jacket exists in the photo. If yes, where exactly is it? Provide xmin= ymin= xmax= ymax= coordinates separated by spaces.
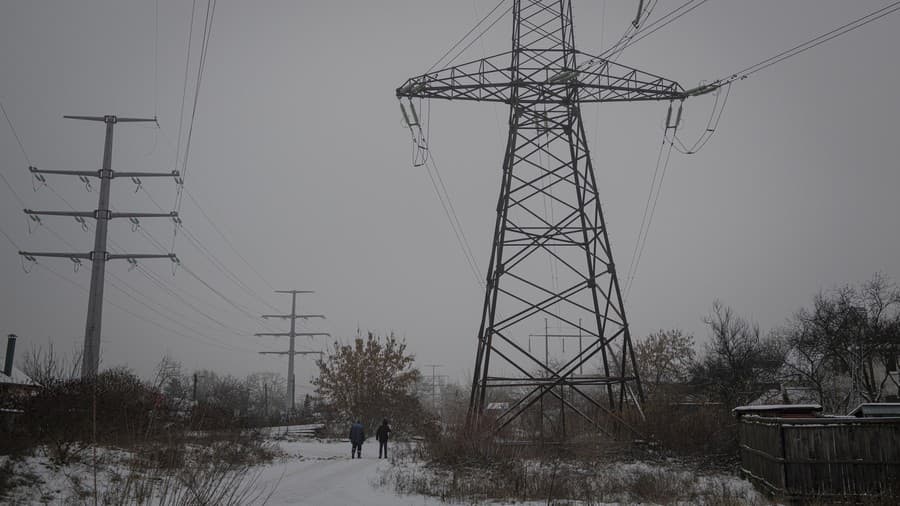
xmin=349 ymin=419 xmax=365 ymax=458
xmin=375 ymin=419 xmax=392 ymax=459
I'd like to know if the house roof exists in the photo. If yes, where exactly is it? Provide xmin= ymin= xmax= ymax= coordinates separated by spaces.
xmin=732 ymin=404 xmax=822 ymax=418
xmin=0 ymin=366 xmax=40 ymax=388
xmin=848 ymin=403 xmax=900 ymax=417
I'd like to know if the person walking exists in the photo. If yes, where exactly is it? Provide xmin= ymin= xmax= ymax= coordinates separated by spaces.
xmin=376 ymin=419 xmax=392 ymax=459
xmin=349 ymin=419 xmax=365 ymax=458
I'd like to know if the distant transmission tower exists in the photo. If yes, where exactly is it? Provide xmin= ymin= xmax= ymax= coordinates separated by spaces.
xmin=254 ymin=290 xmax=329 ymax=411
xmin=397 ymin=1 xmax=702 ymax=435
xmin=19 ymin=115 xmax=179 ymax=379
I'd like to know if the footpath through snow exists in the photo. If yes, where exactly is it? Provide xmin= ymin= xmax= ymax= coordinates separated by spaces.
xmin=257 ymin=439 xmax=444 ymax=506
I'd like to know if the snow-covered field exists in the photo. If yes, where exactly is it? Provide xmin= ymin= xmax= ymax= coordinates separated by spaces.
xmin=2 ymin=430 xmax=771 ymax=505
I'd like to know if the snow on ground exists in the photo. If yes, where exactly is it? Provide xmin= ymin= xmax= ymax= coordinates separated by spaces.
xmin=255 ymin=439 xmax=448 ymax=505
xmin=2 ymin=432 xmax=770 ymax=505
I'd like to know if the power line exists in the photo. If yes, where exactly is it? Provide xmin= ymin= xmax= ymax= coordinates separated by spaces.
xmin=0 ymin=223 xmax=20 ymax=251
xmin=422 ymin=154 xmax=484 ymax=288
xmin=1 ymin=99 xmax=32 ymax=164
xmin=35 ymin=260 xmax=256 ymax=354
xmin=721 ymin=1 xmax=900 ymax=85
xmin=625 ymin=133 xmax=676 ymax=299
xmin=175 ymin=0 xmax=218 ymax=212
xmin=609 ymin=0 xmax=711 ymax=58
xmin=184 ymin=189 xmax=277 ymax=292
xmin=426 ymin=153 xmax=484 ymax=284
xmin=428 ymin=0 xmax=509 ymax=73
xmin=173 ymin=0 xmax=198 ymax=183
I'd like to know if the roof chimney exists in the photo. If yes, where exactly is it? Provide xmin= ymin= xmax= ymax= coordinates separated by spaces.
xmin=4 ymin=334 xmax=16 ymax=377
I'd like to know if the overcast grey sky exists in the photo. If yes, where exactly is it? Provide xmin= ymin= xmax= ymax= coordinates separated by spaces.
xmin=2 ymin=1 xmax=898 ymax=392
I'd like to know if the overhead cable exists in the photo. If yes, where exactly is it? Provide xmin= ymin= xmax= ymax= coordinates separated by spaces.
xmin=427 ymin=0 xmax=509 ymax=73
xmin=719 ymin=0 xmax=900 ymax=86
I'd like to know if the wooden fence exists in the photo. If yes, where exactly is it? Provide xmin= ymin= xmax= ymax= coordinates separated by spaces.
xmin=738 ymin=415 xmax=900 ymax=501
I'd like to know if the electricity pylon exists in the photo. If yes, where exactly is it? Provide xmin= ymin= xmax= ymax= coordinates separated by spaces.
xmin=19 ymin=115 xmax=179 ymax=378
xmin=397 ymin=1 xmax=704 ymax=435
xmin=254 ymin=290 xmax=329 ymax=411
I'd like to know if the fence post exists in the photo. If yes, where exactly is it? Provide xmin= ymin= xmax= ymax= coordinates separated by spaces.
xmin=778 ymin=420 xmax=788 ymax=497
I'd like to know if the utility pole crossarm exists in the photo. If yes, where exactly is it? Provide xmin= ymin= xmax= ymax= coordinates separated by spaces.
xmin=29 ymin=166 xmax=180 ymax=179
xmin=24 ymin=209 xmax=177 ymax=219
xmin=261 ymin=314 xmax=326 ymax=320
xmin=254 ymin=332 xmax=330 ymax=337
xmin=64 ymin=115 xmax=157 ymax=123
xmin=24 ymin=210 xmax=94 ymax=218
xmin=107 ymin=253 xmax=177 ymax=261
xmin=21 ymin=251 xmax=177 ymax=261
xmin=396 ymin=51 xmax=685 ymax=104
xmin=259 ymin=351 xmax=324 ymax=356
xmin=19 ymin=251 xmax=91 ymax=260
xmin=109 ymin=211 xmax=177 ymax=219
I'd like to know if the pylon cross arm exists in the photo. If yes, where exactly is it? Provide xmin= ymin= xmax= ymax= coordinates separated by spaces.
xmin=396 ymin=51 xmax=684 ymax=104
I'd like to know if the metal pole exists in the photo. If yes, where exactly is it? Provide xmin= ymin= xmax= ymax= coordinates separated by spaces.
xmin=193 ymin=373 xmax=198 ymax=402
xmin=289 ymin=292 xmax=297 ymax=411
xmin=579 ymin=318 xmax=583 ymax=375
xmin=544 ymin=318 xmax=549 ymax=368
xmin=82 ymin=116 xmax=115 ymax=378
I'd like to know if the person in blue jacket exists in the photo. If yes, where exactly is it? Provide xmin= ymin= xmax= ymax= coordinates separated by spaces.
xmin=349 ymin=419 xmax=365 ymax=458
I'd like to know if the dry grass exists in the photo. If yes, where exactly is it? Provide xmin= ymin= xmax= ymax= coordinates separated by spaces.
xmin=379 ymin=427 xmax=770 ymax=505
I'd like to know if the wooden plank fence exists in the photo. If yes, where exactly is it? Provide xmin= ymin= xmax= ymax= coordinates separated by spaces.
xmin=738 ymin=415 xmax=900 ymax=501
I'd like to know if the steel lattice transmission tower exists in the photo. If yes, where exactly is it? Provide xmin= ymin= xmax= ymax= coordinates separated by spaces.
xmin=397 ymin=0 xmax=692 ymax=435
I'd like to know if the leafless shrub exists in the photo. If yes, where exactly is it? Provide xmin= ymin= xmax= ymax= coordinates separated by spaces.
xmin=21 ymin=342 xmax=82 ymax=387
xmin=59 ymin=430 xmax=281 ymax=505
xmin=67 ymin=458 xmax=280 ymax=506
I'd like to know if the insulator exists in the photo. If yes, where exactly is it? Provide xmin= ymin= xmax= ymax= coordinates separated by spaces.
xmin=24 ymin=255 xmax=36 ymax=262
xmin=399 ymin=102 xmax=412 ymax=127
xmin=665 ymin=103 xmax=673 ymax=129
xmin=674 ymin=102 xmax=684 ymax=128
xmin=34 ymin=174 xmax=46 ymax=183
xmin=29 ymin=215 xmax=42 ymax=224
xmin=548 ymin=70 xmax=577 ymax=84
xmin=409 ymin=101 xmax=420 ymax=125
xmin=632 ymin=0 xmax=645 ymax=28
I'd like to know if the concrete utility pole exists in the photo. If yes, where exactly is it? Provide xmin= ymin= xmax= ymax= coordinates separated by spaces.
xmin=258 ymin=351 xmax=324 ymax=410
xmin=255 ymin=290 xmax=329 ymax=411
xmin=19 ymin=115 xmax=179 ymax=378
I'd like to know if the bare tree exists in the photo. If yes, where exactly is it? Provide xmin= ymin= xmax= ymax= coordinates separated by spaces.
xmin=781 ymin=274 xmax=900 ymax=411
xmin=21 ymin=342 xmax=82 ymax=387
xmin=635 ymin=329 xmax=696 ymax=391
xmin=691 ymin=301 xmax=785 ymax=408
